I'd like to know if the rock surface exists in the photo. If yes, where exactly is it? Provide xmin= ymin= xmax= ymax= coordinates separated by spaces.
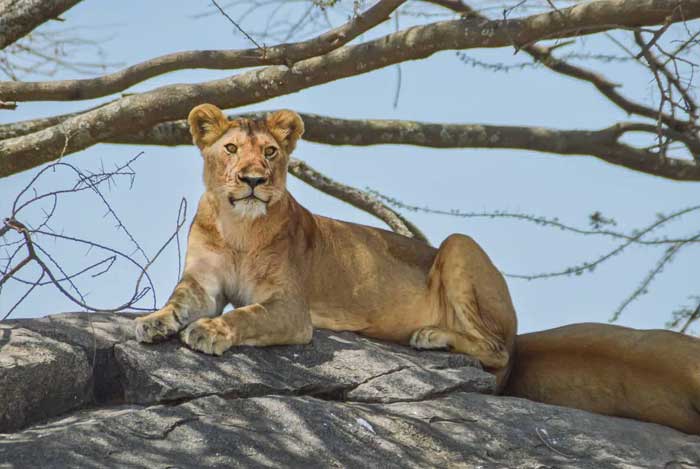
xmin=0 ymin=323 xmax=91 ymax=432
xmin=1 ymin=312 xmax=699 ymax=468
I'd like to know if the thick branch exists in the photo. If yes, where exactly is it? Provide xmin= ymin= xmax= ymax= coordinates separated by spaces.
xmin=0 ymin=0 xmax=83 ymax=50
xmin=0 ymin=0 xmax=404 ymax=101
xmin=3 ymin=110 xmax=698 ymax=180
xmin=1 ymin=0 xmax=698 ymax=178
xmin=102 ymin=114 xmax=699 ymax=181
xmin=0 ymin=100 xmax=121 ymax=140
xmin=288 ymin=159 xmax=428 ymax=242
xmin=0 ymin=100 xmax=17 ymax=110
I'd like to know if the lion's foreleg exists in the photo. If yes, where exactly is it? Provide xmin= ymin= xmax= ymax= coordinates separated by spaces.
xmin=180 ymin=299 xmax=312 ymax=355
xmin=135 ymin=273 xmax=224 ymax=343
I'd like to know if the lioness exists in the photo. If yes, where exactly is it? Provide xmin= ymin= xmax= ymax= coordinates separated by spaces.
xmin=135 ymin=104 xmax=700 ymax=435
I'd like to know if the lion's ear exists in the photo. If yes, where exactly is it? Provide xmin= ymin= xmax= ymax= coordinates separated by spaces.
xmin=266 ymin=110 xmax=304 ymax=154
xmin=188 ymin=104 xmax=230 ymax=149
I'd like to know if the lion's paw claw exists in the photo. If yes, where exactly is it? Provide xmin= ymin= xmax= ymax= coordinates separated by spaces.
xmin=180 ymin=318 xmax=233 ymax=356
xmin=134 ymin=309 xmax=181 ymax=343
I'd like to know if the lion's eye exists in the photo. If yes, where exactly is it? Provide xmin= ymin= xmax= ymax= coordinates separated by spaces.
xmin=224 ymin=143 xmax=237 ymax=154
xmin=264 ymin=146 xmax=278 ymax=159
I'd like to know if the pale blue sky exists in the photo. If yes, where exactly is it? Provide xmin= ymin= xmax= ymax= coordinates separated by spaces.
xmin=1 ymin=0 xmax=698 ymax=334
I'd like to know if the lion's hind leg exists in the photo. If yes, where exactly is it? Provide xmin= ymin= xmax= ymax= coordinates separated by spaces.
xmin=410 ymin=326 xmax=509 ymax=368
xmin=415 ymin=234 xmax=517 ymax=373
xmin=409 ymin=326 xmax=451 ymax=350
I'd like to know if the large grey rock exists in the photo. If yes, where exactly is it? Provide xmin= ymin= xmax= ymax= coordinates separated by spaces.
xmin=1 ymin=392 xmax=699 ymax=468
xmin=114 ymin=329 xmax=493 ymax=405
xmin=0 ymin=324 xmax=91 ymax=432
xmin=8 ymin=312 xmax=135 ymax=402
xmin=1 ymin=312 xmax=699 ymax=468
xmin=9 ymin=312 xmax=136 ymax=350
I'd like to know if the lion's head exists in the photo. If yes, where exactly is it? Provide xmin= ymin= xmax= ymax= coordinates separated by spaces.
xmin=188 ymin=104 xmax=304 ymax=219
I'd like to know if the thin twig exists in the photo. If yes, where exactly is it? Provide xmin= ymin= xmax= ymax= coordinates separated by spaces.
xmin=210 ymin=0 xmax=265 ymax=50
xmin=0 ymin=154 xmax=189 ymax=318
xmin=679 ymin=303 xmax=700 ymax=333
xmin=288 ymin=159 xmax=428 ymax=242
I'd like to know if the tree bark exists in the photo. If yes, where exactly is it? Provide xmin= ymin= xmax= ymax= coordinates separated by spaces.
xmin=1 ymin=0 xmax=696 ymax=179
xmin=0 ymin=0 xmax=83 ymax=50
xmin=0 ymin=0 xmax=404 ymax=101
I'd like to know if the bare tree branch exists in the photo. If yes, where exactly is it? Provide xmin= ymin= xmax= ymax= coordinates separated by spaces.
xmin=3 ymin=107 xmax=698 ymax=180
xmin=1 ymin=0 xmax=697 ymax=179
xmin=0 ymin=0 xmax=404 ymax=102
xmin=0 ymin=0 xmax=83 ymax=50
xmin=288 ymin=158 xmax=428 ymax=242
xmin=373 ymin=189 xmax=700 ymax=325
xmin=419 ymin=0 xmax=472 ymax=14
xmin=0 ymin=155 xmax=189 ymax=318
xmin=97 ymin=113 xmax=698 ymax=181
xmin=0 ymin=27 xmax=122 ymax=81
xmin=210 ymin=0 xmax=265 ymax=50
xmin=610 ymin=237 xmax=696 ymax=320
xmin=0 ymin=104 xmax=111 ymax=139
xmin=3 ymin=110 xmax=698 ymax=180
xmin=370 ymin=189 xmax=700 ymax=246
xmin=522 ymin=42 xmax=695 ymax=131
xmin=429 ymin=0 xmax=698 ymax=131
xmin=634 ymin=29 xmax=699 ymax=120
xmin=679 ymin=302 xmax=700 ymax=333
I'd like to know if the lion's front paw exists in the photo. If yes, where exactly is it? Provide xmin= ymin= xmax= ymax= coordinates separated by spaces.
xmin=134 ymin=308 xmax=181 ymax=343
xmin=179 ymin=317 xmax=233 ymax=356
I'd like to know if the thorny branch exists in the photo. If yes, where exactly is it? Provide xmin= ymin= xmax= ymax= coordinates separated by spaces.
xmin=373 ymin=191 xmax=700 ymax=329
xmin=668 ymin=299 xmax=700 ymax=334
xmin=0 ymin=155 xmax=188 ymax=319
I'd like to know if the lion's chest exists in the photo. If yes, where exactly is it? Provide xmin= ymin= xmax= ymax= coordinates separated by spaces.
xmin=221 ymin=251 xmax=286 ymax=307
xmin=223 ymin=272 xmax=254 ymax=308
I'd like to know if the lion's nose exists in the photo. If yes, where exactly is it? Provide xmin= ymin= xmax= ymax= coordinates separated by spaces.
xmin=238 ymin=175 xmax=268 ymax=188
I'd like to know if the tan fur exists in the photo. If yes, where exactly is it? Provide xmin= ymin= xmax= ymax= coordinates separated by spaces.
xmin=504 ymin=323 xmax=700 ymax=435
xmin=135 ymin=104 xmax=700 ymax=435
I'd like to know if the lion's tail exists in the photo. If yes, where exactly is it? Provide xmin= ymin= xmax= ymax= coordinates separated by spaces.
xmin=501 ymin=322 xmax=700 ymax=435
